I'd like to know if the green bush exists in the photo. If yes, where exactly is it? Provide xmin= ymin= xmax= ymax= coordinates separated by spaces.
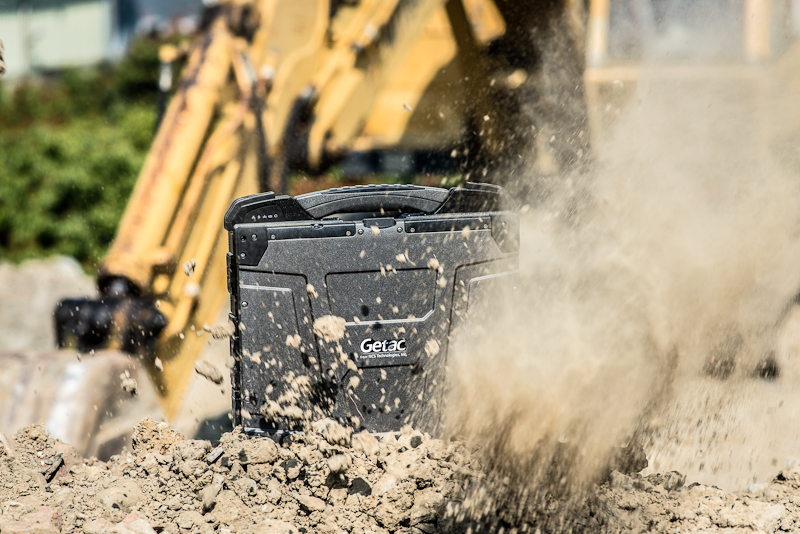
xmin=0 ymin=35 xmax=165 ymax=270
xmin=0 ymin=108 xmax=154 ymax=268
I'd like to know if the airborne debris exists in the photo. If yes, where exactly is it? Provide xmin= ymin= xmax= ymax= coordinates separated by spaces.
xmin=244 ymin=349 xmax=261 ymax=365
xmin=194 ymin=360 xmax=224 ymax=384
xmin=182 ymin=259 xmax=197 ymax=277
xmin=154 ymin=357 xmax=163 ymax=371
xmin=183 ymin=282 xmax=200 ymax=297
xmin=327 ymin=453 xmax=351 ymax=475
xmin=306 ymin=284 xmax=318 ymax=298
xmin=506 ymin=68 xmax=527 ymax=89
xmin=119 ymin=371 xmax=138 ymax=396
xmin=311 ymin=418 xmax=351 ymax=446
xmin=312 ymin=315 xmax=346 ymax=342
xmin=351 ymin=430 xmax=379 ymax=456
xmin=424 ymin=339 xmax=440 ymax=357
xmin=210 ymin=321 xmax=235 ymax=339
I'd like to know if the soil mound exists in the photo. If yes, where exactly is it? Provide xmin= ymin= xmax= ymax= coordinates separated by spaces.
xmin=2 ymin=420 xmax=800 ymax=533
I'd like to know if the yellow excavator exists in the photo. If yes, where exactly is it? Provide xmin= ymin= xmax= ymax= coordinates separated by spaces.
xmin=7 ymin=0 xmax=590 ymax=457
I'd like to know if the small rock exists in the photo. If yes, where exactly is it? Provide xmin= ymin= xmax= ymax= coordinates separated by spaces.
xmin=618 ymin=497 xmax=639 ymax=511
xmin=294 ymin=493 xmax=326 ymax=512
xmin=140 ymin=454 xmax=159 ymax=476
xmin=778 ymin=465 xmax=800 ymax=486
xmin=97 ymin=480 xmax=145 ymax=518
xmin=411 ymin=461 xmax=434 ymax=488
xmin=266 ymin=478 xmax=282 ymax=504
xmin=662 ymin=471 xmax=686 ymax=492
xmin=41 ymin=454 xmax=63 ymax=481
xmin=374 ymin=502 xmax=402 ymax=529
xmin=409 ymin=488 xmax=443 ymax=525
xmin=183 ymin=259 xmax=197 ymax=277
xmin=180 ymin=459 xmax=207 ymax=478
xmin=205 ymin=446 xmax=224 ymax=464
xmin=119 ymin=372 xmax=138 ymax=396
xmin=174 ymin=440 xmax=212 ymax=462
xmin=213 ymin=490 xmax=244 ymax=523
xmin=176 ymin=511 xmax=195 ymax=530
xmin=282 ymin=458 xmax=302 ymax=480
xmin=233 ymin=477 xmax=258 ymax=500
xmin=110 ymin=512 xmax=158 ymax=534
xmin=238 ymin=439 xmax=278 ymax=464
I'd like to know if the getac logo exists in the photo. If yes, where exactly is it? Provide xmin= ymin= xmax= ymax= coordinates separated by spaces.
xmin=360 ymin=338 xmax=407 ymax=353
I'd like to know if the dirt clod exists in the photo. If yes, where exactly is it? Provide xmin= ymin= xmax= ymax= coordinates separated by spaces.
xmin=312 ymin=315 xmax=346 ymax=343
xmin=327 ymin=453 xmax=351 ymax=474
xmin=194 ymin=360 xmax=224 ymax=384
xmin=182 ymin=259 xmax=197 ymax=277
xmin=96 ymin=481 xmax=144 ymax=519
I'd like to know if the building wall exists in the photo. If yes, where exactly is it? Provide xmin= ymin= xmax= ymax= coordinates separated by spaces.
xmin=0 ymin=0 xmax=112 ymax=78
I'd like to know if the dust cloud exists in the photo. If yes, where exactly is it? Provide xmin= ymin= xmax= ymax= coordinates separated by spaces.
xmin=445 ymin=41 xmax=800 ymax=513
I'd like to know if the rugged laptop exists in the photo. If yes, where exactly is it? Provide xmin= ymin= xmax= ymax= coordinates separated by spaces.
xmin=225 ymin=182 xmax=519 ymax=435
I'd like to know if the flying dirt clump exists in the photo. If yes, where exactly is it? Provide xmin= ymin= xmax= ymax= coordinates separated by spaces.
xmin=285 ymin=334 xmax=302 ymax=348
xmin=194 ymin=360 xmax=224 ymax=385
xmin=312 ymin=315 xmax=346 ymax=343
xmin=209 ymin=321 xmax=235 ymax=340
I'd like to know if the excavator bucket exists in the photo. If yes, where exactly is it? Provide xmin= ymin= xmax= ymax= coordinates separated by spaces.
xmin=0 ymin=349 xmax=163 ymax=459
